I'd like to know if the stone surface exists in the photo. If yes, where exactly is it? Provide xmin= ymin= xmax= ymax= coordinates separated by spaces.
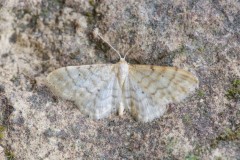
xmin=0 ymin=0 xmax=239 ymax=159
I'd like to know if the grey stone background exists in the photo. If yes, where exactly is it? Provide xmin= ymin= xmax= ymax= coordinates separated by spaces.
xmin=0 ymin=0 xmax=239 ymax=159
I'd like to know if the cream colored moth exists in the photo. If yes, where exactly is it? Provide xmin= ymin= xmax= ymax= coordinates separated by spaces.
xmin=47 ymin=29 xmax=198 ymax=122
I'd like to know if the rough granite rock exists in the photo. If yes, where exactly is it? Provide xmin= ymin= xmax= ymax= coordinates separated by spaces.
xmin=0 ymin=0 xmax=239 ymax=159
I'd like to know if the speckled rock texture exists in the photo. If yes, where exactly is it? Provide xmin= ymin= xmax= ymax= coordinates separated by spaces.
xmin=0 ymin=0 xmax=239 ymax=159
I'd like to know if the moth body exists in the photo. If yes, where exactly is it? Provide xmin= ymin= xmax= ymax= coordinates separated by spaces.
xmin=117 ymin=58 xmax=129 ymax=88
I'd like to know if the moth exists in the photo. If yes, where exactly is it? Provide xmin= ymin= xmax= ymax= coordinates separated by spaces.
xmin=47 ymin=30 xmax=198 ymax=122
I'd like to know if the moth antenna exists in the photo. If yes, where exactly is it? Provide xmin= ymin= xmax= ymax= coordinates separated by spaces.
xmin=123 ymin=44 xmax=137 ymax=59
xmin=93 ymin=28 xmax=122 ymax=59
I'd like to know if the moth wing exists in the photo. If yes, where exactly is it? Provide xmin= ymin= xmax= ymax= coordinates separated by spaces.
xmin=123 ymin=64 xmax=198 ymax=122
xmin=47 ymin=64 xmax=121 ymax=119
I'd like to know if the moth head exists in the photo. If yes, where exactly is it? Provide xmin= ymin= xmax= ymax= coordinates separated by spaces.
xmin=119 ymin=57 xmax=127 ymax=63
